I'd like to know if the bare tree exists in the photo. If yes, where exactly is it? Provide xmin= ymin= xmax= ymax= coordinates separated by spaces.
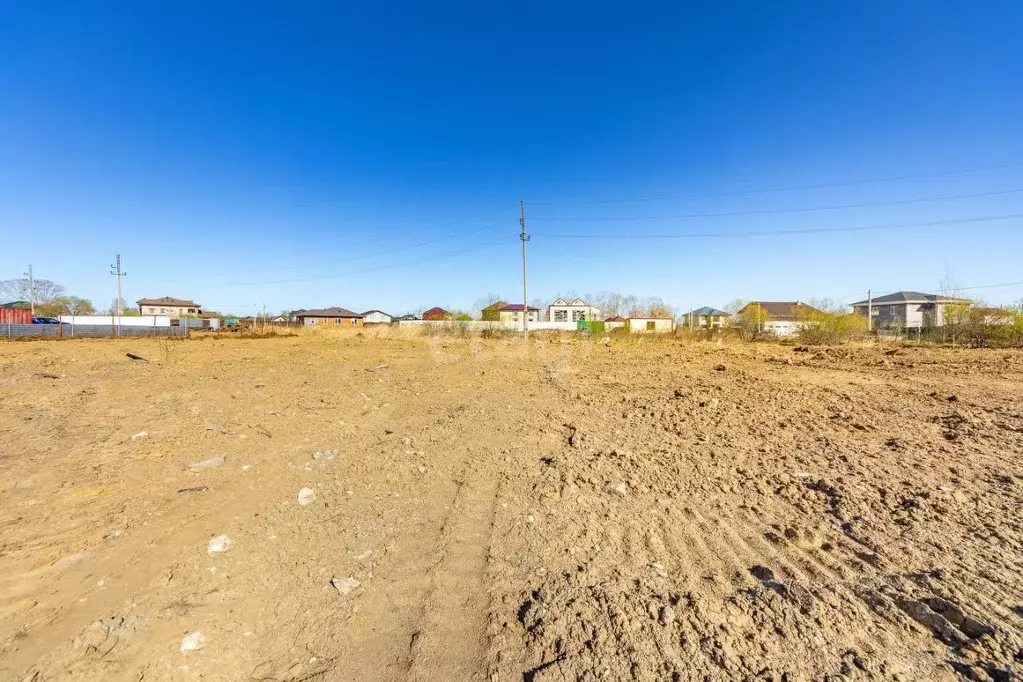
xmin=939 ymin=264 xmax=961 ymax=297
xmin=0 ymin=277 xmax=66 ymax=305
xmin=724 ymin=299 xmax=747 ymax=316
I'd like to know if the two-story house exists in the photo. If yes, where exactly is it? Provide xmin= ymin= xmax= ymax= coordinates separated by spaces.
xmin=683 ymin=306 xmax=729 ymax=329
xmin=137 ymin=297 xmax=202 ymax=318
xmin=851 ymin=292 xmax=970 ymax=329
xmin=547 ymin=297 xmax=601 ymax=323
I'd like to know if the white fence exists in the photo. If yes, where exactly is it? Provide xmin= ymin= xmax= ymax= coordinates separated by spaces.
xmin=396 ymin=320 xmax=581 ymax=332
xmin=59 ymin=315 xmax=172 ymax=327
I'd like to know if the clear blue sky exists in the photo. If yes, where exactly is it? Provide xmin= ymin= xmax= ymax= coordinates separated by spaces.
xmin=2 ymin=1 xmax=1022 ymax=315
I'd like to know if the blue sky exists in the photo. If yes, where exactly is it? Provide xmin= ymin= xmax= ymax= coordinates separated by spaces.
xmin=1 ymin=1 xmax=1022 ymax=315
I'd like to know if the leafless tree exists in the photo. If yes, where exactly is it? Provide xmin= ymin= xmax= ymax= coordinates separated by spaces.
xmin=0 ymin=277 xmax=66 ymax=305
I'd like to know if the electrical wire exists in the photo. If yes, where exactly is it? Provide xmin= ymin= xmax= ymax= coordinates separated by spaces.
xmin=208 ymin=217 xmax=517 ymax=277
xmin=527 ymin=160 xmax=1023 ymax=206
xmin=531 ymin=187 xmax=1023 ymax=221
xmin=225 ymin=234 xmax=519 ymax=286
xmin=533 ymin=212 xmax=1023 ymax=240
xmin=841 ymin=280 xmax=1023 ymax=301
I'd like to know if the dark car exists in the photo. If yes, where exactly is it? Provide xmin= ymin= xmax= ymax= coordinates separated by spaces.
xmin=32 ymin=317 xmax=61 ymax=324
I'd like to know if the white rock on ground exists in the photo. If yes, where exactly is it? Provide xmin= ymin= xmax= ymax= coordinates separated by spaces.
xmin=130 ymin=431 xmax=148 ymax=442
xmin=180 ymin=632 xmax=207 ymax=652
xmin=298 ymin=488 xmax=316 ymax=505
xmin=331 ymin=576 xmax=360 ymax=596
xmin=189 ymin=456 xmax=225 ymax=469
xmin=207 ymin=535 xmax=231 ymax=555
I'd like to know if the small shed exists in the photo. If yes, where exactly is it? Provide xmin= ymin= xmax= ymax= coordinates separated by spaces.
xmin=0 ymin=301 xmax=32 ymax=325
xmin=627 ymin=317 xmax=675 ymax=333
xmin=604 ymin=315 xmax=627 ymax=331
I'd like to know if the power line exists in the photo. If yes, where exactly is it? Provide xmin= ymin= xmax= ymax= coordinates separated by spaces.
xmin=857 ymin=280 xmax=1023 ymax=298
xmin=534 ymin=212 xmax=1023 ymax=240
xmin=527 ymin=160 xmax=1023 ymax=206
xmin=225 ymin=234 xmax=519 ymax=286
xmin=532 ymin=187 xmax=1023 ymax=221
xmin=211 ymin=217 xmax=517 ymax=277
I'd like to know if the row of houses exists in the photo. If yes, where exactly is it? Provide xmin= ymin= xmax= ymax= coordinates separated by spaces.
xmin=284 ymin=298 xmax=674 ymax=333
xmin=685 ymin=293 xmax=981 ymax=335
xmin=132 ymin=291 xmax=999 ymax=336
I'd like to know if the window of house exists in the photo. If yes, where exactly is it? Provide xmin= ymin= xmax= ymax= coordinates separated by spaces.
xmin=334 ymin=318 xmax=341 ymax=324
xmin=554 ymin=309 xmax=567 ymax=321
xmin=350 ymin=318 xmax=358 ymax=326
xmin=888 ymin=306 xmax=897 ymax=315
xmin=188 ymin=308 xmax=195 ymax=313
xmin=646 ymin=321 xmax=656 ymax=331
xmin=572 ymin=310 xmax=585 ymax=322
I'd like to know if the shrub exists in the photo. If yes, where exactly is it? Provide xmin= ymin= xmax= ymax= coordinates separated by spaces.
xmin=796 ymin=304 xmax=868 ymax=345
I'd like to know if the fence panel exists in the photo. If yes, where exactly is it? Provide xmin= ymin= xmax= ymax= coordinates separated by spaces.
xmin=3 ymin=324 xmax=188 ymax=339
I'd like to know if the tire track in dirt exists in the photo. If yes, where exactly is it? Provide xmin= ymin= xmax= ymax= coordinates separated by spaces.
xmin=407 ymin=463 xmax=498 ymax=682
xmin=329 ymin=456 xmax=499 ymax=682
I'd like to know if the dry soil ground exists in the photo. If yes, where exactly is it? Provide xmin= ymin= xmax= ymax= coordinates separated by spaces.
xmin=1 ymin=331 xmax=1022 ymax=682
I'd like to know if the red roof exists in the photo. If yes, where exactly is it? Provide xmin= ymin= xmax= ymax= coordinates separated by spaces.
xmin=499 ymin=303 xmax=539 ymax=311
xmin=604 ymin=316 xmax=626 ymax=322
xmin=422 ymin=307 xmax=451 ymax=320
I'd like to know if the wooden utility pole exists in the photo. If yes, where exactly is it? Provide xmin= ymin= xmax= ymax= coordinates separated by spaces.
xmin=867 ymin=289 xmax=873 ymax=333
xmin=520 ymin=200 xmax=529 ymax=342
xmin=110 ymin=255 xmax=127 ymax=316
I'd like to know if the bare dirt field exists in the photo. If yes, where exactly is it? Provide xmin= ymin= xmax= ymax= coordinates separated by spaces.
xmin=1 ymin=331 xmax=1022 ymax=682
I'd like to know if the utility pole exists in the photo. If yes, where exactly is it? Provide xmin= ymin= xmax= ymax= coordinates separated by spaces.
xmin=110 ymin=255 xmax=127 ymax=316
xmin=866 ymin=289 xmax=873 ymax=333
xmin=23 ymin=266 xmax=35 ymax=315
xmin=520 ymin=200 xmax=529 ymax=342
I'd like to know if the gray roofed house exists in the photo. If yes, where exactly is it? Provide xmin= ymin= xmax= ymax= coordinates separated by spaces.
xmin=294 ymin=307 xmax=364 ymax=327
xmin=683 ymin=306 xmax=730 ymax=329
xmin=850 ymin=291 xmax=970 ymax=329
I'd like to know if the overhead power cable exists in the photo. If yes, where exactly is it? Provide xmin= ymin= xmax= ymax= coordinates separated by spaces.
xmin=213 ymin=217 xmax=517 ymax=277
xmin=527 ymin=160 xmax=1023 ymax=206
xmin=846 ymin=280 xmax=1023 ymax=300
xmin=532 ymin=187 xmax=1023 ymax=221
xmin=226 ymin=234 xmax=518 ymax=286
xmin=533 ymin=212 xmax=1023 ymax=240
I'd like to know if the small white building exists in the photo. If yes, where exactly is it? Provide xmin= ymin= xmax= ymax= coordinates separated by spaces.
xmin=604 ymin=316 xmax=627 ymax=330
xmin=362 ymin=310 xmax=394 ymax=325
xmin=548 ymin=297 xmax=601 ymax=323
xmin=626 ymin=317 xmax=675 ymax=333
